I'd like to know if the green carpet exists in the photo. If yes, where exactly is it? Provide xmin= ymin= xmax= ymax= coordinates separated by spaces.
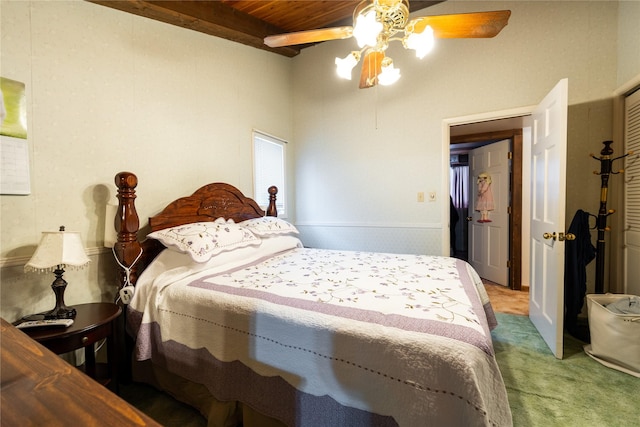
xmin=492 ymin=313 xmax=639 ymax=427
xmin=121 ymin=314 xmax=639 ymax=426
xmin=120 ymin=382 xmax=207 ymax=427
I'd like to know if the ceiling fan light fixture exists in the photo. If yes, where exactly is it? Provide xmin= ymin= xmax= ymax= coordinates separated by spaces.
xmin=404 ymin=24 xmax=435 ymax=59
xmin=353 ymin=9 xmax=383 ymax=48
xmin=263 ymin=1 xmax=510 ymax=89
xmin=335 ymin=52 xmax=361 ymax=80
xmin=378 ymin=57 xmax=401 ymax=86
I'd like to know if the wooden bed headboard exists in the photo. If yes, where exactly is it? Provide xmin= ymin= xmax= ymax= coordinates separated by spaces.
xmin=113 ymin=171 xmax=278 ymax=288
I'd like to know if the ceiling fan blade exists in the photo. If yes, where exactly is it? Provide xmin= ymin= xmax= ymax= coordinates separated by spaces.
xmin=410 ymin=10 xmax=511 ymax=38
xmin=264 ymin=26 xmax=353 ymax=48
xmin=359 ymin=51 xmax=385 ymax=89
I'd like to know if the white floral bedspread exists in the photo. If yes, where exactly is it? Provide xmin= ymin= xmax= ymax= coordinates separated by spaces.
xmin=130 ymin=242 xmax=511 ymax=427
xmin=193 ymin=248 xmax=494 ymax=354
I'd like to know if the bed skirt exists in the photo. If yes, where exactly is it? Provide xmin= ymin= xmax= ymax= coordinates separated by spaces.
xmin=132 ymin=359 xmax=286 ymax=427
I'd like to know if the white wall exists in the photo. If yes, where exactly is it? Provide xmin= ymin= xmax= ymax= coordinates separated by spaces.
xmin=0 ymin=0 xmax=293 ymax=321
xmin=617 ymin=0 xmax=640 ymax=88
xmin=291 ymin=1 xmax=628 ymax=255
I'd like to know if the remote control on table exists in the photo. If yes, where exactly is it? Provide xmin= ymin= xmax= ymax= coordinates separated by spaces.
xmin=15 ymin=318 xmax=74 ymax=329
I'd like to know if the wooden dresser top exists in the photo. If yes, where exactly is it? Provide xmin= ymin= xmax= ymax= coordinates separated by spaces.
xmin=0 ymin=318 xmax=161 ymax=426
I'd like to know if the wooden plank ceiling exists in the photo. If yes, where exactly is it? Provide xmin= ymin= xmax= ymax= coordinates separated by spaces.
xmin=86 ymin=0 xmax=443 ymax=57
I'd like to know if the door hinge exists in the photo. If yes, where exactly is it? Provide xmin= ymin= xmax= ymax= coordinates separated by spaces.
xmin=507 ymin=206 xmax=512 ymax=214
xmin=507 ymin=151 xmax=513 ymax=160
xmin=507 ymin=260 xmax=512 ymax=268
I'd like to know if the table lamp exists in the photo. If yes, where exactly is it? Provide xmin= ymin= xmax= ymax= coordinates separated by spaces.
xmin=24 ymin=226 xmax=90 ymax=319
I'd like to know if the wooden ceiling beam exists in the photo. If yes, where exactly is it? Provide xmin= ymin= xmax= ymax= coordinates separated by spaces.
xmin=86 ymin=0 xmax=301 ymax=57
xmin=86 ymin=0 xmax=444 ymax=57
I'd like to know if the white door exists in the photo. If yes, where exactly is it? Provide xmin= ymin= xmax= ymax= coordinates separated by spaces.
xmin=529 ymin=79 xmax=569 ymax=359
xmin=624 ymin=89 xmax=640 ymax=296
xmin=468 ymin=139 xmax=510 ymax=286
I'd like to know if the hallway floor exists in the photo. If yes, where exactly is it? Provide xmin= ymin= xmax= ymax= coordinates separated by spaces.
xmin=483 ymin=280 xmax=529 ymax=315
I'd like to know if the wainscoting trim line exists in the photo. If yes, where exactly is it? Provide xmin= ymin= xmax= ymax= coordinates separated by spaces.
xmin=295 ymin=222 xmax=442 ymax=229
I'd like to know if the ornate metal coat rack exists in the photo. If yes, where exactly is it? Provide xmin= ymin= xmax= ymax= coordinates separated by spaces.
xmin=590 ymin=140 xmax=632 ymax=293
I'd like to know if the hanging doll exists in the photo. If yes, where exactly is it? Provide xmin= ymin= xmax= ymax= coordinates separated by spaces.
xmin=475 ymin=172 xmax=494 ymax=222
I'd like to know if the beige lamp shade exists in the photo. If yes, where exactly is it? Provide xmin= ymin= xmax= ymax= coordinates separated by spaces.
xmin=24 ymin=228 xmax=90 ymax=273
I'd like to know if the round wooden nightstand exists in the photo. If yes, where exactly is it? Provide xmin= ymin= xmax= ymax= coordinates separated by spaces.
xmin=19 ymin=303 xmax=122 ymax=393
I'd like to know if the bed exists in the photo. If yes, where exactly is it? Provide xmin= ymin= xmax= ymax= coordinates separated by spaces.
xmin=112 ymin=171 xmax=512 ymax=427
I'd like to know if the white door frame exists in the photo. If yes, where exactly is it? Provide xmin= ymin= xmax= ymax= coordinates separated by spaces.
xmin=442 ymin=107 xmax=534 ymax=276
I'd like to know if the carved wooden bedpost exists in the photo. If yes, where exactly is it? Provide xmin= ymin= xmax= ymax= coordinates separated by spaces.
xmin=114 ymin=172 xmax=142 ymax=288
xmin=267 ymin=186 xmax=278 ymax=217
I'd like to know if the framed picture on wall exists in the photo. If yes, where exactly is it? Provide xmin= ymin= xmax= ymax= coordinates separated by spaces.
xmin=1 ymin=77 xmax=27 ymax=139
xmin=1 ymin=77 xmax=31 ymax=195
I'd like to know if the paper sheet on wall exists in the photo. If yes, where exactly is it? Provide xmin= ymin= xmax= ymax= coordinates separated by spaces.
xmin=1 ymin=135 xmax=31 ymax=195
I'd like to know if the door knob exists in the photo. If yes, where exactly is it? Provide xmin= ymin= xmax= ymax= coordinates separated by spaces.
xmin=559 ymin=232 xmax=576 ymax=241
xmin=543 ymin=232 xmax=576 ymax=241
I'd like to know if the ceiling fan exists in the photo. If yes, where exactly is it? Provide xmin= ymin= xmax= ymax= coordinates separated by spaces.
xmin=264 ymin=0 xmax=511 ymax=89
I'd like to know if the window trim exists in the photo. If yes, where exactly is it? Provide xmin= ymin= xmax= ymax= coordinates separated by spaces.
xmin=252 ymin=130 xmax=287 ymax=218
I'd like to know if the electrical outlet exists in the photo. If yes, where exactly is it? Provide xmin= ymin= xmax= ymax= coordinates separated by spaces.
xmin=120 ymin=286 xmax=135 ymax=304
xmin=417 ymin=192 xmax=425 ymax=203
xmin=428 ymin=191 xmax=436 ymax=201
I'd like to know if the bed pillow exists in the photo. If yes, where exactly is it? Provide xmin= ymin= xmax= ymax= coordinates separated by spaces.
xmin=240 ymin=217 xmax=299 ymax=236
xmin=147 ymin=220 xmax=260 ymax=263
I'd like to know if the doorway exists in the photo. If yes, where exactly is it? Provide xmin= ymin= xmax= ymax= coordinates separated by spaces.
xmin=447 ymin=117 xmax=527 ymax=290
xmin=443 ymin=80 xmax=570 ymax=357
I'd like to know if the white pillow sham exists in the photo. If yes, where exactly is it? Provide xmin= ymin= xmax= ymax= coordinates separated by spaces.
xmin=240 ymin=216 xmax=299 ymax=236
xmin=147 ymin=219 xmax=260 ymax=263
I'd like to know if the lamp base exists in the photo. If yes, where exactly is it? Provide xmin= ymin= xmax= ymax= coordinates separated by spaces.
xmin=44 ymin=267 xmax=77 ymax=319
xmin=42 ymin=306 xmax=77 ymax=320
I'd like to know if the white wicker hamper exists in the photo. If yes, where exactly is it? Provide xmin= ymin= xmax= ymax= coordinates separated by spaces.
xmin=584 ymin=294 xmax=640 ymax=377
